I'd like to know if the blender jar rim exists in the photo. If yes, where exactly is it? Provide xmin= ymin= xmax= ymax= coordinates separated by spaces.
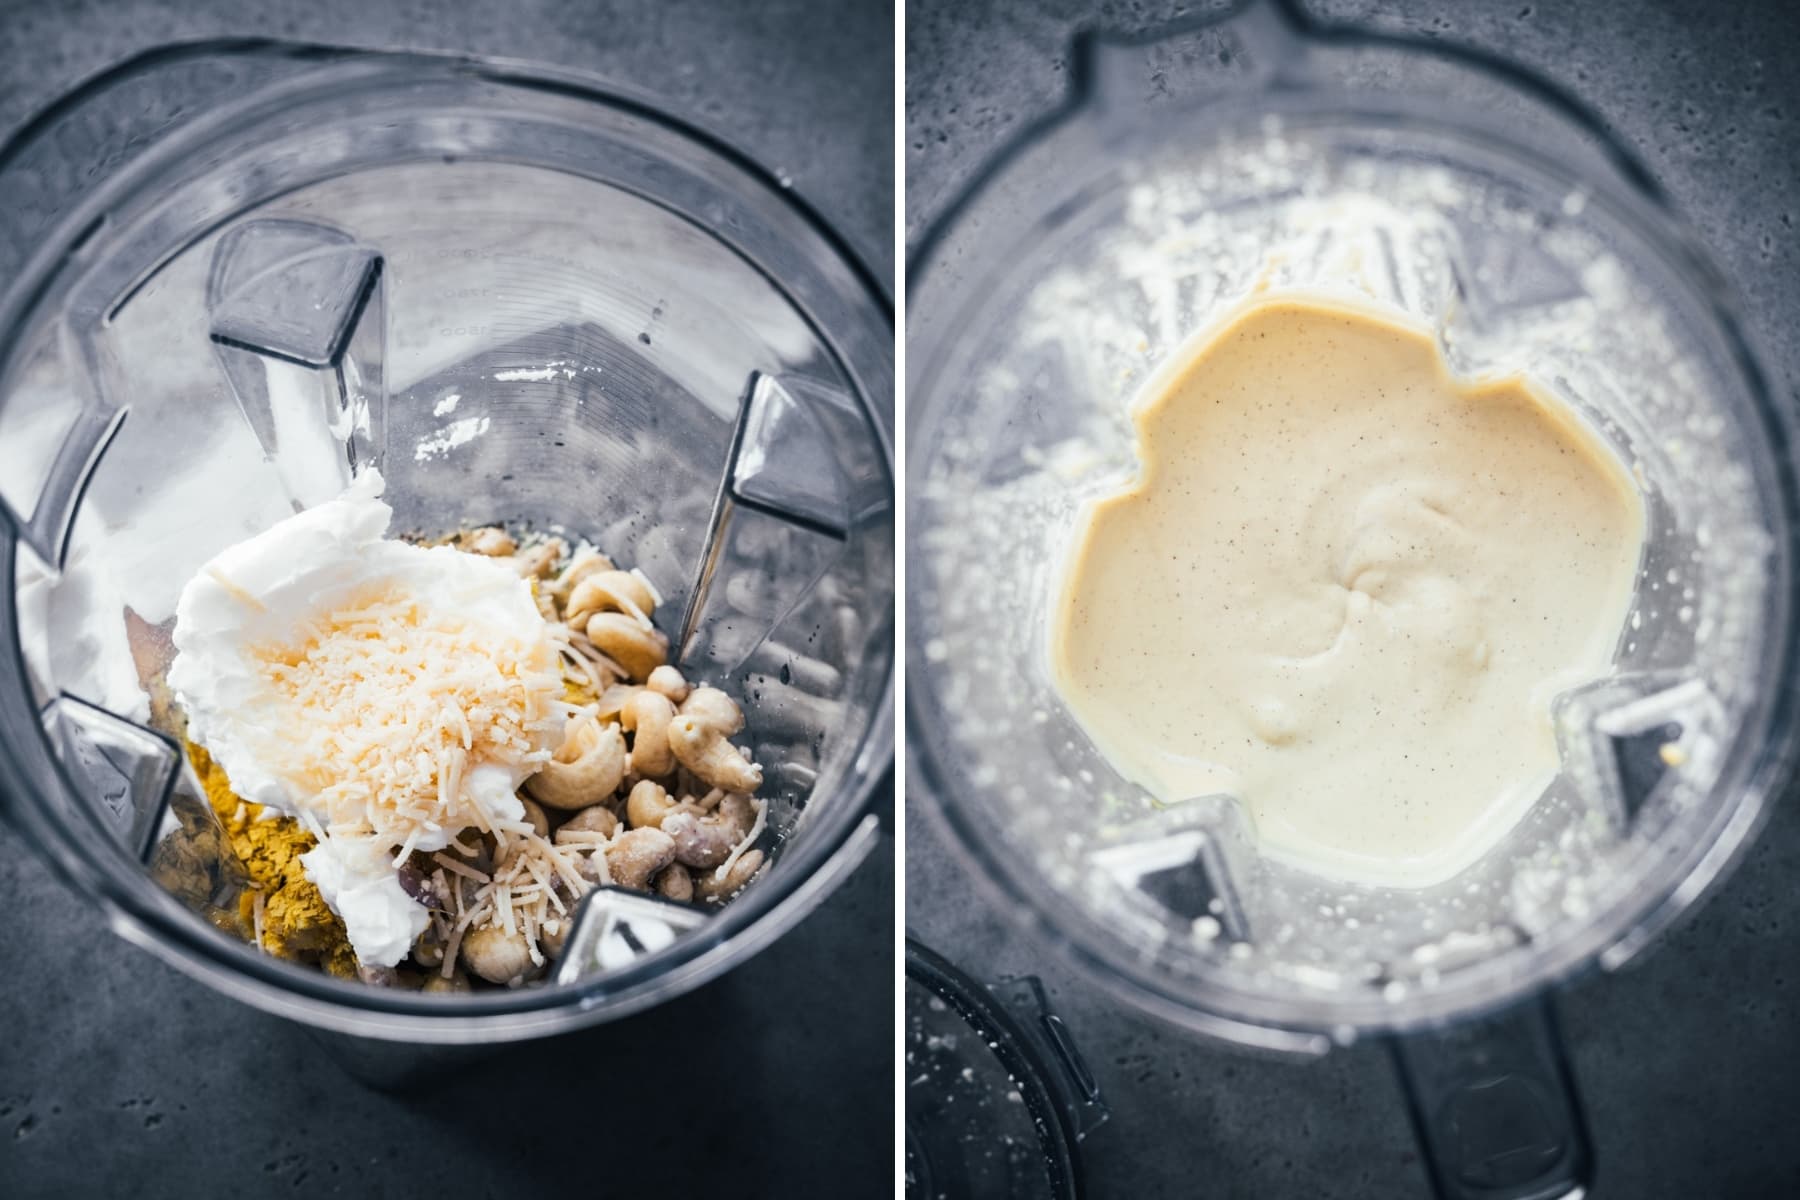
xmin=0 ymin=41 xmax=895 ymax=1039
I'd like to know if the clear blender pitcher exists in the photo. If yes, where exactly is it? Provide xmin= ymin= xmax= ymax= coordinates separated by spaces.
xmin=0 ymin=42 xmax=893 ymax=1044
xmin=907 ymin=2 xmax=1799 ymax=1195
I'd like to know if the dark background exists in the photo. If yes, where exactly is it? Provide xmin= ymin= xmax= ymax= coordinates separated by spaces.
xmin=907 ymin=1 xmax=1800 ymax=1198
xmin=0 ymin=1 xmax=893 ymax=1197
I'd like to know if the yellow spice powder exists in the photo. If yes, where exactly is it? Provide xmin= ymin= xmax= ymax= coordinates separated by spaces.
xmin=186 ymin=740 xmax=358 ymax=978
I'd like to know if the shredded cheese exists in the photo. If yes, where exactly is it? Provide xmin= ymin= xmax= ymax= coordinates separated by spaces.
xmin=248 ymin=586 xmax=570 ymax=860
xmin=630 ymin=567 xmax=664 ymax=609
xmin=432 ymin=852 xmax=490 ymax=883
xmin=714 ymin=796 xmax=769 ymax=883
xmin=442 ymin=924 xmax=466 ymax=978
xmin=427 ymin=828 xmax=597 ymax=965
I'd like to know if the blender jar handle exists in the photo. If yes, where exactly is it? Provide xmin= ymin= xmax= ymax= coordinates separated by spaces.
xmin=988 ymin=973 xmax=1112 ymax=1143
xmin=1390 ymin=995 xmax=1593 ymax=1200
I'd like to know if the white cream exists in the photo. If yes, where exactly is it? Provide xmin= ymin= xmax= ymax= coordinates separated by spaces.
xmin=169 ymin=469 xmax=559 ymax=966
xmin=297 ymin=837 xmax=427 ymax=970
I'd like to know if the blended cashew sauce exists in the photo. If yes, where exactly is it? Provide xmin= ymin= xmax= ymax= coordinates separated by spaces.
xmin=1051 ymin=296 xmax=1645 ymax=887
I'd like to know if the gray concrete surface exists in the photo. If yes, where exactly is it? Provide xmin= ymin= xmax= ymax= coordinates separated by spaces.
xmin=907 ymin=1 xmax=1800 ymax=1197
xmin=0 ymin=1 xmax=893 ymax=1197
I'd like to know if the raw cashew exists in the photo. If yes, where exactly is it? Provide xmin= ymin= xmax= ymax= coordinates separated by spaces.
xmin=554 ymin=804 xmax=619 ymax=843
xmin=422 ymin=969 xmax=471 ymax=994
xmin=550 ymin=550 xmax=617 ymax=604
xmin=669 ymin=715 xmax=763 ymax=793
xmin=519 ymin=797 xmax=550 ymax=839
xmin=462 ymin=925 xmax=537 ymax=986
xmin=585 ymin=612 xmax=669 ymax=681
xmin=533 ymin=586 xmax=559 ymax=623
xmin=595 ymin=683 xmax=642 ymax=723
xmin=604 ymin=827 xmax=676 ymax=891
xmin=625 ymin=779 xmax=700 ymax=831
xmin=662 ymin=793 xmax=758 ymax=870
xmin=412 ymin=929 xmax=446 ymax=969
xmin=512 ymin=536 xmax=566 ymax=580
xmin=539 ymin=908 xmax=574 ymax=960
xmin=656 ymin=864 xmax=694 ymax=903
xmin=694 ymin=849 xmax=764 ymax=902
xmin=626 ymin=690 xmax=676 ymax=778
xmin=465 ymin=527 xmax=516 ymax=557
xmin=679 ymin=686 xmax=745 ymax=735
xmin=646 ymin=665 xmax=690 ymax=703
xmin=526 ymin=719 xmax=626 ymax=810
xmin=565 ymin=569 xmax=657 ymax=628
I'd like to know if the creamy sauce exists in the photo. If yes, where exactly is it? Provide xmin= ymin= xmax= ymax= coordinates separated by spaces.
xmin=1050 ymin=296 xmax=1645 ymax=887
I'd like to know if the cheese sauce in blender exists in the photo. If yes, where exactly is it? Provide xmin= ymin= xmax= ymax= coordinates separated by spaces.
xmin=1050 ymin=296 xmax=1645 ymax=887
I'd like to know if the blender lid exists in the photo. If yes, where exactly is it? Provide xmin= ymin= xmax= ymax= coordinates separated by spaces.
xmin=904 ymin=936 xmax=1108 ymax=1199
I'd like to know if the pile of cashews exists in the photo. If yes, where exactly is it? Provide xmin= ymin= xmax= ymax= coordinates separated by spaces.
xmin=405 ymin=527 xmax=770 ymax=992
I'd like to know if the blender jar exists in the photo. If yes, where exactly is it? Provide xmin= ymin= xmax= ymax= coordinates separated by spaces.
xmin=908 ymin=2 xmax=1798 ymax=1195
xmin=0 ymin=42 xmax=893 ymax=1042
